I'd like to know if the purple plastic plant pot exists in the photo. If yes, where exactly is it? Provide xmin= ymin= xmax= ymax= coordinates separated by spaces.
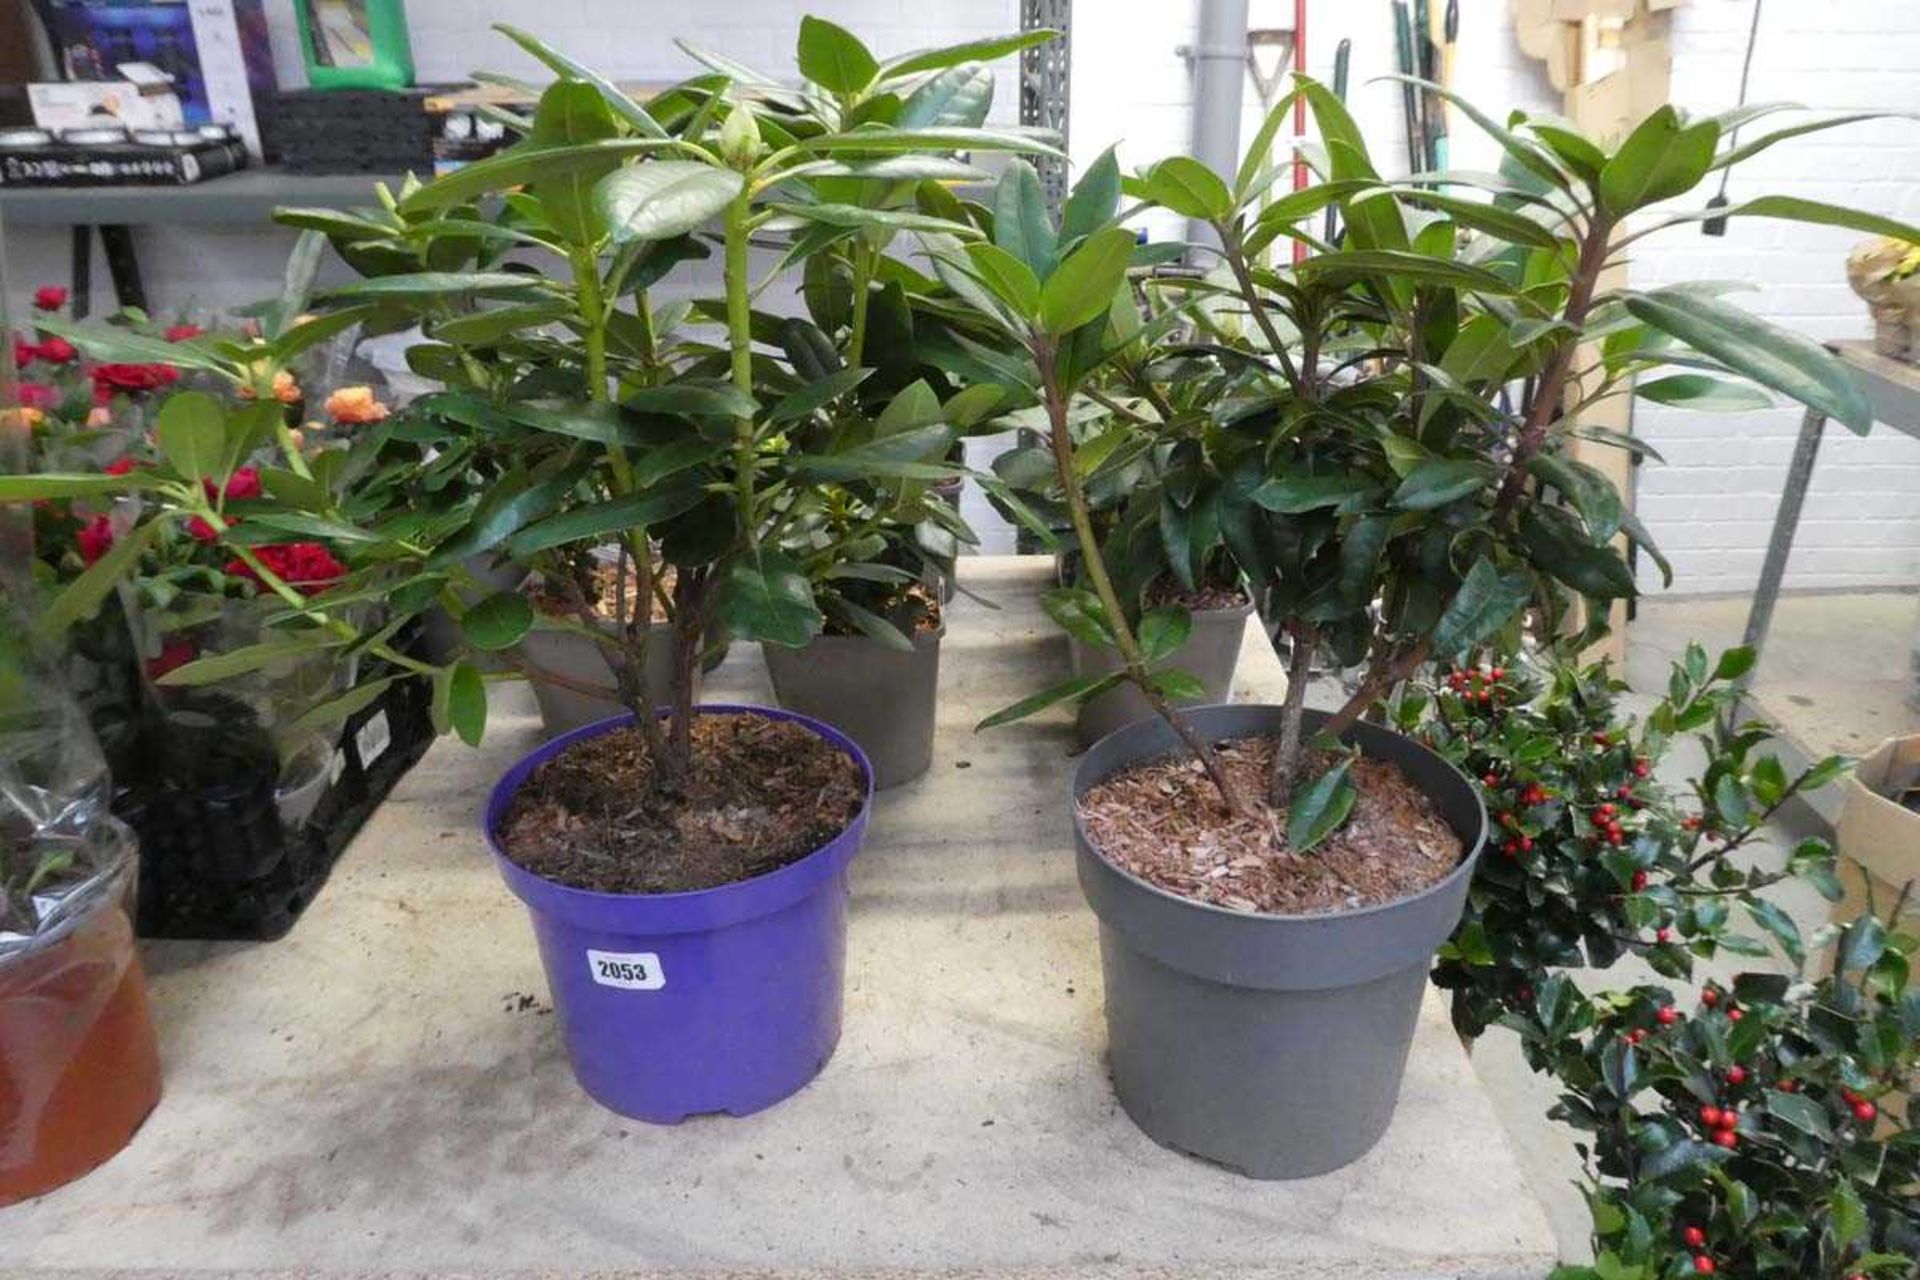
xmin=484 ymin=704 xmax=874 ymax=1123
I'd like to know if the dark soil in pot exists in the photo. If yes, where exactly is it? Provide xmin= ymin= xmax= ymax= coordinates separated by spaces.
xmin=1072 ymin=705 xmax=1485 ymax=1179
xmin=497 ymin=711 xmax=863 ymax=894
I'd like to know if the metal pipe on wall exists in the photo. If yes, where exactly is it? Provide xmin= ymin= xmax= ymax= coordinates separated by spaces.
xmin=1187 ymin=0 xmax=1251 ymax=253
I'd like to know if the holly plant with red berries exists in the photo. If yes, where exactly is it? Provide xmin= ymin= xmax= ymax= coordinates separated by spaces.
xmin=1410 ymin=642 xmax=1848 ymax=1039
xmin=1533 ymin=910 xmax=1918 ymax=1279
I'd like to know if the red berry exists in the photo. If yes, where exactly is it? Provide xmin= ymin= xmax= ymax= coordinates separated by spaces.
xmin=1699 ymin=1106 xmax=1723 ymax=1128
xmin=1483 ymin=773 xmax=1500 ymax=787
xmin=1596 ymin=803 xmax=1617 ymax=819
xmin=1478 ymin=688 xmax=1493 ymax=703
xmin=1593 ymin=732 xmax=1610 ymax=746
xmin=1607 ymin=830 xmax=1624 ymax=846
xmin=1658 ymin=1007 xmax=1680 ymax=1026
xmin=1498 ymin=811 xmax=1514 ymax=827
xmin=1519 ymin=836 xmax=1534 ymax=852
xmin=1633 ymin=760 xmax=1650 ymax=778
xmin=1700 ymin=988 xmax=1719 ymax=1006
xmin=1631 ymin=870 xmax=1649 ymax=891
xmin=1656 ymin=928 xmax=1673 ymax=944
xmin=1502 ymin=840 xmax=1519 ymax=857
xmin=1712 ymin=1130 xmax=1737 ymax=1149
xmin=1715 ymin=1108 xmax=1738 ymax=1130
xmin=1853 ymin=1101 xmax=1877 ymax=1122
xmin=1617 ymin=785 xmax=1634 ymax=800
xmin=1726 ymin=1008 xmax=1743 ymax=1023
xmin=1682 ymin=1226 xmax=1706 ymax=1247
xmin=1725 ymin=1066 xmax=1746 ymax=1085
xmin=1841 ymin=1088 xmax=1861 ymax=1104
xmin=1779 ymin=1079 xmax=1799 ymax=1093
xmin=1694 ymin=1256 xmax=1716 ymax=1274
xmin=1490 ymin=666 xmax=1506 ymax=680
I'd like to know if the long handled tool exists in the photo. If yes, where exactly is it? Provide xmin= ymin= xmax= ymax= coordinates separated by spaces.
xmin=1322 ymin=37 xmax=1352 ymax=244
xmin=1391 ymin=2 xmax=1422 ymax=174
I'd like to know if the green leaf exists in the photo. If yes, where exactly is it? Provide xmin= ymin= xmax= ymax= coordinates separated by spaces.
xmin=155 ymin=391 xmax=228 ymax=481
xmin=791 ymin=423 xmax=954 ymax=481
xmin=1392 ymin=459 xmax=1493 ymax=510
xmin=1712 ymin=647 xmax=1757 ymax=681
xmin=1764 ymin=1088 xmax=1834 ymax=1140
xmin=152 ymin=635 xmax=335 ymax=687
xmin=1689 ymin=194 xmax=1920 ymax=246
xmin=621 ymin=382 xmax=757 ymax=418
xmin=796 ymin=126 xmax=1062 ymax=158
xmin=965 ymin=242 xmax=1043 ymax=315
xmin=396 ymin=139 xmax=676 ymax=213
xmin=289 ymin=676 xmax=398 ymax=735
xmin=447 ymin=661 xmax=488 ymax=747
xmin=1528 ymin=453 xmax=1624 ymax=543
xmin=492 ymin=24 xmax=667 ymax=138
xmin=879 ymin=30 xmax=1058 ymax=81
xmin=797 ymin=15 xmax=879 ymax=93
xmin=31 ymin=522 xmax=157 ymax=643
xmin=31 ymin=316 xmax=236 ymax=378
xmin=975 ymin=671 xmax=1124 ymax=731
xmin=1837 ymin=914 xmax=1887 ymax=975
xmin=1139 ymin=155 xmax=1233 ymax=222
xmin=1288 ymin=759 xmax=1357 ymax=854
xmin=461 ymin=591 xmax=535 ymax=651
xmin=897 ymin=62 xmax=992 ymax=129
xmin=1137 ymin=606 xmax=1191 ymax=662
xmin=1145 ymin=668 xmax=1206 ymax=702
xmin=1712 ymin=112 xmax=1887 ymax=171
xmin=431 ymin=467 xmax=582 ymax=566
xmin=1638 ymin=1138 xmax=1731 ymax=1182
xmin=1060 ymin=147 xmax=1122 ymax=244
xmin=1635 ymin=373 xmax=1772 ymax=411
xmin=596 ymin=162 xmax=743 ymax=244
xmin=1431 ymin=559 xmax=1534 ymax=657
xmin=994 ymin=159 xmax=1057 ymax=276
xmin=1623 ymin=289 xmax=1873 ymax=433
xmin=719 ymin=550 xmax=822 ymax=647
xmin=1041 ymin=587 xmax=1116 ymax=648
xmin=1295 ymin=250 xmax=1520 ymax=296
xmin=0 ymin=472 xmax=164 ymax=501
xmin=323 ymin=272 xmax=546 ymax=301
xmin=1039 ymin=227 xmax=1137 ymax=336
xmin=506 ymin=484 xmax=705 ymax=557
xmin=768 ymin=367 xmax=873 ymax=424
xmin=1250 ymin=474 xmax=1376 ymax=513
xmin=1599 ymin=106 xmax=1719 ymax=216
xmin=1390 ymin=188 xmax=1562 ymax=249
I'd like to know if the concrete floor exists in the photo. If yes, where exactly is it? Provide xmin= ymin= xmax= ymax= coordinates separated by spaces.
xmin=1461 ymin=590 xmax=1907 ymax=1260
xmin=3 ymin=558 xmax=1556 ymax=1280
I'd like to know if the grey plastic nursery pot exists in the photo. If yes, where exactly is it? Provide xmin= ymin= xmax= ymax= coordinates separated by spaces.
xmin=517 ymin=620 xmax=697 ymax=738
xmin=763 ymin=625 xmax=942 ymax=789
xmin=1072 ymin=704 xmax=1486 ymax=1179
xmin=1068 ymin=600 xmax=1255 ymax=747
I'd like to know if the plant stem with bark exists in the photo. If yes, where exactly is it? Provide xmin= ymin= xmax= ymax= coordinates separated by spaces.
xmin=1036 ymin=338 xmax=1250 ymax=818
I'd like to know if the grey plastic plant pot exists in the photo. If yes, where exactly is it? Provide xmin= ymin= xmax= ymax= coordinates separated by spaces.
xmin=1072 ymin=704 xmax=1486 ymax=1180
xmin=1067 ymin=601 xmax=1255 ymax=748
xmin=762 ymin=625 xmax=942 ymax=790
xmin=517 ymin=621 xmax=697 ymax=739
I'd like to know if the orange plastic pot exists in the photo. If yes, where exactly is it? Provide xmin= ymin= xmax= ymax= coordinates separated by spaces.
xmin=1 ymin=865 xmax=162 ymax=1207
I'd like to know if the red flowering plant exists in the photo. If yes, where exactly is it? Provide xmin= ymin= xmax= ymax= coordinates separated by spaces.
xmin=1403 ymin=642 xmax=1848 ymax=1039
xmin=3 ymin=252 xmax=450 ymax=772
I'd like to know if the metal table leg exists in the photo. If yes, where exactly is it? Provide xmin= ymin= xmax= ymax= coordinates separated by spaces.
xmin=1739 ymin=405 xmax=1827 ymax=685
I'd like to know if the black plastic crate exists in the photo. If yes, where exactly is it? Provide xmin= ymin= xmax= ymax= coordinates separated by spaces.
xmin=275 ymin=86 xmax=441 ymax=175
xmin=120 ymin=649 xmax=438 ymax=942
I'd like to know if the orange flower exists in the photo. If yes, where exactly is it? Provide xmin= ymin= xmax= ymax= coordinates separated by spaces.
xmin=0 ymin=406 xmax=45 ymax=430
xmin=324 ymin=385 xmax=389 ymax=425
xmin=86 ymin=405 xmax=113 ymax=427
xmin=239 ymin=368 xmax=302 ymax=403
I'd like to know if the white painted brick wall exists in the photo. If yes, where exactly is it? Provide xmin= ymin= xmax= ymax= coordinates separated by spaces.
xmin=7 ymin=0 xmax=1917 ymax=597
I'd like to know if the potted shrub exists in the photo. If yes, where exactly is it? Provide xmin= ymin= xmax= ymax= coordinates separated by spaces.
xmin=277 ymin=19 xmax=1057 ymax=1120
xmin=955 ymin=82 xmax=1912 ymax=1175
xmin=0 ymin=607 xmax=161 ymax=1206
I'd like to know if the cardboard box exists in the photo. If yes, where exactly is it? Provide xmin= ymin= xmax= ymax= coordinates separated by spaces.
xmin=1834 ymin=733 xmax=1920 ymax=927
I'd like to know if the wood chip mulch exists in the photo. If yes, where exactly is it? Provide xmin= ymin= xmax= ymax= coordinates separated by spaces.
xmin=1142 ymin=579 xmax=1250 ymax=612
xmin=499 ymin=713 xmax=864 ymax=895
xmin=1077 ymin=736 xmax=1465 ymax=916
